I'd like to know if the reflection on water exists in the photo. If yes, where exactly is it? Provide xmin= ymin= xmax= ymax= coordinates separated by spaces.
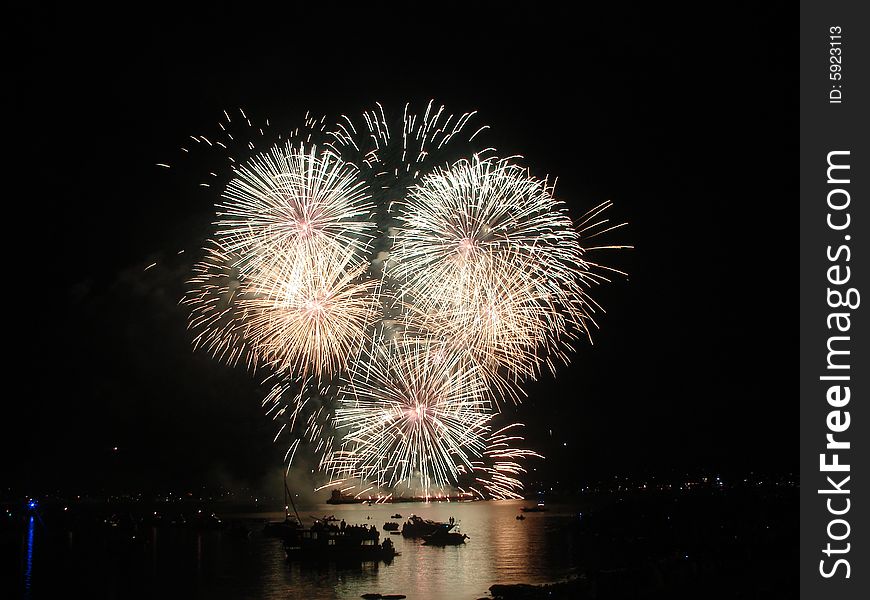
xmin=23 ymin=515 xmax=35 ymax=599
xmin=14 ymin=500 xmax=583 ymax=600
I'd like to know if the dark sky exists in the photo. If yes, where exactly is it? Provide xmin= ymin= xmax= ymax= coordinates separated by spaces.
xmin=7 ymin=3 xmax=796 ymax=494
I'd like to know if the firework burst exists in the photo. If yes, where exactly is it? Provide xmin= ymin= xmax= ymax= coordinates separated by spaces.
xmin=184 ymin=138 xmax=380 ymax=375
xmin=389 ymin=156 xmax=627 ymax=387
xmin=398 ymin=251 xmax=565 ymax=401
xmin=328 ymin=339 xmax=493 ymax=494
xmin=216 ymin=141 xmax=376 ymax=274
xmin=243 ymin=247 xmax=382 ymax=379
xmin=391 ymin=155 xmax=586 ymax=300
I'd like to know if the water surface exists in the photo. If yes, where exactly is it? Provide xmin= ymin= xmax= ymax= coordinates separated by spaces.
xmin=15 ymin=499 xmax=583 ymax=599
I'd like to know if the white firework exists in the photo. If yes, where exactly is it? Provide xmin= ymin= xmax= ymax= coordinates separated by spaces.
xmin=216 ymin=141 xmax=376 ymax=275
xmin=327 ymin=339 xmax=493 ymax=495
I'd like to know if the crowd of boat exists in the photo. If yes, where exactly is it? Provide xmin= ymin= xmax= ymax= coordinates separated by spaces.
xmin=264 ymin=513 xmax=470 ymax=562
xmin=264 ymin=501 xmax=548 ymax=564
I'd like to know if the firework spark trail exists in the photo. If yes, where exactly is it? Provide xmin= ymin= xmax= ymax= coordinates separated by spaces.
xmin=391 ymin=155 xmax=587 ymax=304
xmin=263 ymin=374 xmax=339 ymax=469
xmin=183 ymin=238 xmax=261 ymax=371
xmin=328 ymin=100 xmax=491 ymax=188
xmin=464 ymin=424 xmax=543 ymax=500
xmin=184 ymin=138 xmax=380 ymax=376
xmin=164 ymin=107 xmax=327 ymax=176
xmin=327 ymin=339 xmax=494 ymax=495
xmin=325 ymin=348 xmax=542 ymax=499
xmin=243 ymin=246 xmax=382 ymax=379
xmin=216 ymin=142 xmax=376 ymax=276
xmin=397 ymin=250 xmax=565 ymax=402
xmin=389 ymin=155 xmax=627 ymax=387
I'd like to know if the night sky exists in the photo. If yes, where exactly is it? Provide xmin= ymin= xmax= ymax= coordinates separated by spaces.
xmin=7 ymin=3 xmax=796 ymax=494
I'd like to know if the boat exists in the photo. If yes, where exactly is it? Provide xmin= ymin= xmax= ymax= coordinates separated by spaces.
xmin=520 ymin=502 xmax=549 ymax=513
xmin=383 ymin=521 xmax=400 ymax=531
xmin=263 ymin=517 xmax=303 ymax=538
xmin=283 ymin=521 xmax=398 ymax=562
xmin=266 ymin=473 xmax=306 ymax=538
xmin=274 ymin=470 xmax=396 ymax=562
xmin=401 ymin=515 xmax=448 ymax=538
xmin=516 ymin=514 xmax=526 ymax=520
xmin=422 ymin=523 xmax=468 ymax=546
xmin=391 ymin=514 xmax=403 ymax=519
